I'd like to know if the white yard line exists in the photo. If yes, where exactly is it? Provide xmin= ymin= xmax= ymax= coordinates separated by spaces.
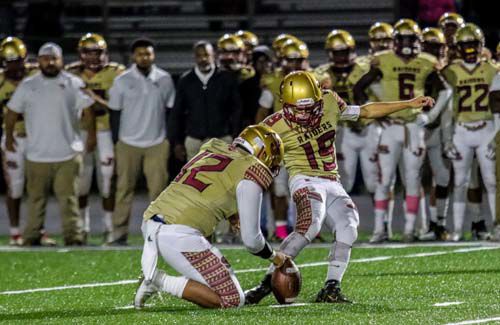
xmin=269 ymin=303 xmax=312 ymax=308
xmin=1 ymin=241 xmax=496 ymax=253
xmin=443 ymin=316 xmax=500 ymax=325
xmin=433 ymin=301 xmax=464 ymax=307
xmin=1 ymin=246 xmax=498 ymax=296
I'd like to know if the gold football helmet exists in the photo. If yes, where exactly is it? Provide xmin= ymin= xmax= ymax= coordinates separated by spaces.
xmin=369 ymin=22 xmax=394 ymax=53
xmin=325 ymin=29 xmax=356 ymax=67
xmin=0 ymin=37 xmax=27 ymax=62
xmin=280 ymin=71 xmax=323 ymax=128
xmin=438 ymin=12 xmax=465 ymax=29
xmin=233 ymin=125 xmax=284 ymax=176
xmin=272 ymin=34 xmax=300 ymax=57
xmin=78 ymin=33 xmax=107 ymax=51
xmin=236 ymin=30 xmax=259 ymax=49
xmin=422 ymin=27 xmax=446 ymax=59
xmin=393 ymin=19 xmax=422 ymax=57
xmin=281 ymin=39 xmax=309 ymax=59
xmin=217 ymin=33 xmax=245 ymax=52
xmin=455 ymin=23 xmax=484 ymax=63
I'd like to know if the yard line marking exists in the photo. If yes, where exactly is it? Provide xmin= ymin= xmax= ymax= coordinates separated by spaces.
xmin=1 ymin=246 xmax=498 ymax=296
xmin=0 ymin=280 xmax=138 ymax=295
xmin=443 ymin=316 xmax=500 ymax=325
xmin=433 ymin=301 xmax=464 ymax=307
xmin=269 ymin=303 xmax=312 ymax=308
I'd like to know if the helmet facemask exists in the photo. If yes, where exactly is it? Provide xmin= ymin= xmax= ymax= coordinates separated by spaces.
xmin=80 ymin=48 xmax=108 ymax=72
xmin=369 ymin=37 xmax=393 ymax=53
xmin=458 ymin=40 xmax=481 ymax=63
xmin=218 ymin=49 xmax=244 ymax=71
xmin=422 ymin=41 xmax=446 ymax=60
xmin=283 ymin=98 xmax=323 ymax=129
xmin=4 ymin=58 xmax=26 ymax=80
xmin=395 ymin=34 xmax=421 ymax=58
xmin=328 ymin=48 xmax=356 ymax=68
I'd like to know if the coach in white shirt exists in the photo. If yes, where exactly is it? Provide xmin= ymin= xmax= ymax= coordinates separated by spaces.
xmin=107 ymin=39 xmax=175 ymax=244
xmin=4 ymin=43 xmax=96 ymax=246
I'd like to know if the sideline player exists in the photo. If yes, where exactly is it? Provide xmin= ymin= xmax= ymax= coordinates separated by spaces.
xmin=440 ymin=24 xmax=498 ymax=241
xmin=245 ymin=71 xmax=434 ymax=304
xmin=66 ymin=33 xmax=125 ymax=242
xmin=134 ymin=125 xmax=287 ymax=309
xmin=354 ymin=19 xmax=451 ymax=242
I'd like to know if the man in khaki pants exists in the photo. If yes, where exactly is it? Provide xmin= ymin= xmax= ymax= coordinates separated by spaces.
xmin=4 ymin=43 xmax=96 ymax=246
xmin=108 ymin=39 xmax=175 ymax=245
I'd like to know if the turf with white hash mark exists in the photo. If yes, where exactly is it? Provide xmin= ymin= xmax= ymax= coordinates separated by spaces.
xmin=0 ymin=243 xmax=499 ymax=324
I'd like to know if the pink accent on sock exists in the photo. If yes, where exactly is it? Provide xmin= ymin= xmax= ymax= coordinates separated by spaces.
xmin=375 ymin=199 xmax=389 ymax=211
xmin=275 ymin=225 xmax=288 ymax=239
xmin=406 ymin=195 xmax=420 ymax=214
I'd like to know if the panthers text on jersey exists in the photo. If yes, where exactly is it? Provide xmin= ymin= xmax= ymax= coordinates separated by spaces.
xmin=441 ymin=59 xmax=499 ymax=123
xmin=65 ymin=62 xmax=125 ymax=131
xmin=373 ymin=50 xmax=437 ymax=121
xmin=143 ymin=138 xmax=273 ymax=237
xmin=261 ymin=90 xmax=355 ymax=179
xmin=0 ymin=63 xmax=38 ymax=135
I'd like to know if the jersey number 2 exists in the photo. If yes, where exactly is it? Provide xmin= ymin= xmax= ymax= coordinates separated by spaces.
xmin=174 ymin=152 xmax=233 ymax=192
xmin=300 ymin=130 xmax=337 ymax=171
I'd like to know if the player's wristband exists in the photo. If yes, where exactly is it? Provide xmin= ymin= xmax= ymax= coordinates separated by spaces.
xmin=251 ymin=241 xmax=274 ymax=259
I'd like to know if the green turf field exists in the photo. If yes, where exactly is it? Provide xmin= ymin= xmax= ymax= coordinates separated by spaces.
xmin=1 ymin=243 xmax=499 ymax=324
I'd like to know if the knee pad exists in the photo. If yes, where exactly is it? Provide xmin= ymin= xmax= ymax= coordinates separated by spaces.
xmin=335 ymin=225 xmax=358 ymax=246
xmin=98 ymin=161 xmax=114 ymax=197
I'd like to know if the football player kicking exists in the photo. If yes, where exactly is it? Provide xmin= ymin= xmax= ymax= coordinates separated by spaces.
xmin=245 ymin=71 xmax=434 ymax=304
xmin=134 ymin=125 xmax=288 ymax=309
xmin=440 ymin=24 xmax=499 ymax=241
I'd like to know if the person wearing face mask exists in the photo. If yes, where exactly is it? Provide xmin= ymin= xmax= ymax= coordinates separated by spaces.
xmin=65 ymin=33 xmax=125 ymax=244
xmin=354 ymin=19 xmax=451 ymax=243
xmin=217 ymin=33 xmax=255 ymax=83
xmin=168 ymin=41 xmax=242 ymax=162
xmin=106 ymin=39 xmax=175 ymax=246
xmin=4 ymin=42 xmax=96 ymax=246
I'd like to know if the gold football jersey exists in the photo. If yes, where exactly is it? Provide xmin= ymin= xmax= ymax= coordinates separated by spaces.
xmin=144 ymin=138 xmax=273 ymax=237
xmin=441 ymin=60 xmax=498 ymax=123
xmin=0 ymin=63 xmax=38 ymax=134
xmin=65 ymin=62 xmax=125 ymax=131
xmin=315 ymin=58 xmax=371 ymax=127
xmin=374 ymin=50 xmax=437 ymax=121
xmin=260 ymin=90 xmax=347 ymax=179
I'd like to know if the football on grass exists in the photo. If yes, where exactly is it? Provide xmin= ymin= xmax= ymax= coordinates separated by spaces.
xmin=271 ymin=259 xmax=302 ymax=304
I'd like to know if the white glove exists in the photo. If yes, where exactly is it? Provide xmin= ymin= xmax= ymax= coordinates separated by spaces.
xmin=415 ymin=113 xmax=430 ymax=127
xmin=486 ymin=141 xmax=496 ymax=160
xmin=443 ymin=142 xmax=461 ymax=160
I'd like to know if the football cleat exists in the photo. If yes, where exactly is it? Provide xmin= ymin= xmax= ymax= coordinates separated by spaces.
xmin=471 ymin=220 xmax=491 ymax=241
xmin=369 ymin=231 xmax=388 ymax=244
xmin=41 ymin=234 xmax=57 ymax=247
xmin=402 ymin=233 xmax=416 ymax=243
xmin=491 ymin=225 xmax=500 ymax=242
xmin=244 ymin=274 xmax=272 ymax=305
xmin=449 ymin=232 xmax=464 ymax=242
xmin=9 ymin=234 xmax=23 ymax=246
xmin=134 ymin=275 xmax=159 ymax=309
xmin=315 ymin=280 xmax=352 ymax=303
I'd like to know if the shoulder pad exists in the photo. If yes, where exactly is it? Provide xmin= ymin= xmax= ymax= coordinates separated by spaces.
xmin=314 ymin=63 xmax=331 ymax=74
xmin=262 ymin=111 xmax=283 ymax=127
xmin=419 ymin=52 xmax=438 ymax=64
xmin=65 ymin=61 xmax=83 ymax=72
xmin=106 ymin=62 xmax=126 ymax=72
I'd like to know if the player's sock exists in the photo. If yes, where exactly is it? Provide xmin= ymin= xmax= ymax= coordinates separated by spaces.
xmin=386 ymin=198 xmax=395 ymax=236
xmin=404 ymin=195 xmax=419 ymax=235
xmin=487 ymin=193 xmax=496 ymax=223
xmin=435 ymin=185 xmax=449 ymax=225
xmin=81 ymin=206 xmax=90 ymax=233
xmin=275 ymin=221 xmax=288 ymax=239
xmin=469 ymin=202 xmax=482 ymax=222
xmin=374 ymin=199 xmax=388 ymax=234
xmin=103 ymin=211 xmax=113 ymax=233
xmin=453 ymin=202 xmax=466 ymax=234
xmin=9 ymin=227 xmax=20 ymax=236
xmin=429 ymin=206 xmax=438 ymax=223
xmin=326 ymin=241 xmax=351 ymax=283
xmin=153 ymin=270 xmax=188 ymax=298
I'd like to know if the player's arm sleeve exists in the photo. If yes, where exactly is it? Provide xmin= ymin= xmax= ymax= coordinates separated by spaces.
xmin=236 ymin=179 xmax=274 ymax=259
xmin=425 ymin=70 xmax=446 ymax=96
xmin=353 ymin=66 xmax=382 ymax=104
xmin=258 ymin=89 xmax=274 ymax=109
xmin=440 ymin=99 xmax=454 ymax=144
xmin=6 ymin=84 xmax=26 ymax=114
xmin=422 ymin=87 xmax=452 ymax=124
xmin=339 ymin=105 xmax=361 ymax=121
